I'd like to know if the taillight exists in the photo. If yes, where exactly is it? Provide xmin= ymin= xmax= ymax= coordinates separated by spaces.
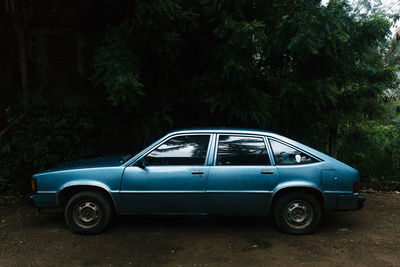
xmin=31 ymin=179 xmax=37 ymax=192
xmin=353 ymin=181 xmax=360 ymax=193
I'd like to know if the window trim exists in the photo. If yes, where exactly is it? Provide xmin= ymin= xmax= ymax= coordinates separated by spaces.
xmin=130 ymin=133 xmax=213 ymax=167
xmin=263 ymin=136 xmax=276 ymax=166
xmin=267 ymin=137 xmax=322 ymax=166
xmin=213 ymin=134 xmax=273 ymax=166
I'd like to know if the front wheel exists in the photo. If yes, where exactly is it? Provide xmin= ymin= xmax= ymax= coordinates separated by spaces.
xmin=64 ymin=191 xmax=113 ymax=234
xmin=273 ymin=192 xmax=321 ymax=235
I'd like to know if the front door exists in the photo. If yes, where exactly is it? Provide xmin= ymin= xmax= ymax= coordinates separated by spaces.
xmin=120 ymin=134 xmax=211 ymax=213
xmin=206 ymin=134 xmax=280 ymax=214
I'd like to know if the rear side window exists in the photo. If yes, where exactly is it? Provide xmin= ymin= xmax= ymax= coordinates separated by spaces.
xmin=216 ymin=135 xmax=271 ymax=166
xmin=144 ymin=135 xmax=210 ymax=166
xmin=269 ymin=139 xmax=318 ymax=165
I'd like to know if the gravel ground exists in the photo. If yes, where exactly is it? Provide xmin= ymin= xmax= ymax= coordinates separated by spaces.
xmin=0 ymin=192 xmax=399 ymax=266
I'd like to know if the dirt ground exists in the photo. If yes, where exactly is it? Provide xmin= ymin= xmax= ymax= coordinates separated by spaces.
xmin=0 ymin=192 xmax=399 ymax=267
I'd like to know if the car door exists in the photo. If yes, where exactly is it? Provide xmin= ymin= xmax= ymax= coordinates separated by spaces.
xmin=206 ymin=134 xmax=280 ymax=214
xmin=120 ymin=134 xmax=212 ymax=213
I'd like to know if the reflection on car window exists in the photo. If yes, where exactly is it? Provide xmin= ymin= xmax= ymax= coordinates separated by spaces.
xmin=216 ymin=135 xmax=271 ymax=166
xmin=145 ymin=135 xmax=210 ymax=166
xmin=269 ymin=139 xmax=318 ymax=165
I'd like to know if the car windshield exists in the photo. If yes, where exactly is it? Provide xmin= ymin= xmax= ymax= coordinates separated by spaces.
xmin=125 ymin=135 xmax=167 ymax=163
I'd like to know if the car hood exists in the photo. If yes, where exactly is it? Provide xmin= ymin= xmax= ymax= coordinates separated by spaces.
xmin=42 ymin=155 xmax=131 ymax=173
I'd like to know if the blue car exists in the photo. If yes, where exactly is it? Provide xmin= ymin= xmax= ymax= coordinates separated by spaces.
xmin=30 ymin=129 xmax=365 ymax=234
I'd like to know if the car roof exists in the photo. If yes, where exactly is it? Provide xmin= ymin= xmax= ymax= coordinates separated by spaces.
xmin=166 ymin=128 xmax=274 ymax=136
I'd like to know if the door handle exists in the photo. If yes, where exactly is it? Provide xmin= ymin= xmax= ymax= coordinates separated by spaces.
xmin=261 ymin=170 xmax=274 ymax=175
xmin=192 ymin=170 xmax=204 ymax=175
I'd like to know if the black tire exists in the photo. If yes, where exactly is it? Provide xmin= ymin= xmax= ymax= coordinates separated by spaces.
xmin=64 ymin=191 xmax=113 ymax=234
xmin=273 ymin=192 xmax=321 ymax=235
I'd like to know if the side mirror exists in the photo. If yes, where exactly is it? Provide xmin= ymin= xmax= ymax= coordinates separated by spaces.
xmin=135 ymin=158 xmax=146 ymax=169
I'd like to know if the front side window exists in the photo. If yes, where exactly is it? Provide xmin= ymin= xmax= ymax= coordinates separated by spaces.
xmin=216 ymin=135 xmax=271 ymax=166
xmin=144 ymin=135 xmax=210 ymax=166
xmin=269 ymin=139 xmax=318 ymax=165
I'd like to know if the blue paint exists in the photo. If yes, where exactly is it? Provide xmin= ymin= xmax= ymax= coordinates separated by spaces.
xmin=30 ymin=129 xmax=364 ymax=214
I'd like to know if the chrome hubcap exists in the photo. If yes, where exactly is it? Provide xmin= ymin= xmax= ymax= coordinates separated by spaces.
xmin=284 ymin=200 xmax=313 ymax=229
xmin=73 ymin=201 xmax=101 ymax=228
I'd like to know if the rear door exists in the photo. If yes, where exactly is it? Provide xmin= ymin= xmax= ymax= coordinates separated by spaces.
xmin=206 ymin=134 xmax=280 ymax=214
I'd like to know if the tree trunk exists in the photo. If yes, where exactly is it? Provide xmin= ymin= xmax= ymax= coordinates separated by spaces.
xmin=329 ymin=124 xmax=338 ymax=158
xmin=14 ymin=17 xmax=29 ymax=107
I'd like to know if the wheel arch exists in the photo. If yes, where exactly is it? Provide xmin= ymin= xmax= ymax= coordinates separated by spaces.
xmin=270 ymin=186 xmax=326 ymax=211
xmin=57 ymin=183 xmax=116 ymax=210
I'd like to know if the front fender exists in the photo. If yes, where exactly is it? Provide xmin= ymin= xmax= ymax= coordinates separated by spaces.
xmin=58 ymin=180 xmax=113 ymax=193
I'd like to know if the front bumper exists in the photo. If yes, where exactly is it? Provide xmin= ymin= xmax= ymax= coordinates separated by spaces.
xmin=28 ymin=192 xmax=61 ymax=212
xmin=27 ymin=193 xmax=36 ymax=207
xmin=336 ymin=193 xmax=366 ymax=210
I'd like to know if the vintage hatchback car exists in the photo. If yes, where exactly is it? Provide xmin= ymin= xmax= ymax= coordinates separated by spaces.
xmin=30 ymin=129 xmax=365 ymax=234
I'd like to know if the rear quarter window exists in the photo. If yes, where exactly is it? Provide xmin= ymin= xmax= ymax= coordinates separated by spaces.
xmin=269 ymin=139 xmax=318 ymax=165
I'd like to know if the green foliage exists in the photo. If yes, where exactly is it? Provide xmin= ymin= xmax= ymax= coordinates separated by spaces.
xmin=265 ymin=0 xmax=395 ymax=127
xmin=0 ymin=107 xmax=97 ymax=193
xmin=339 ymin=119 xmax=400 ymax=183
xmin=93 ymin=21 xmax=144 ymax=110
xmin=92 ymin=0 xmax=276 ymax=130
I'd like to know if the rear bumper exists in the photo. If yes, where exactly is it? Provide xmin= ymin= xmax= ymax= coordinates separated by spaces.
xmin=357 ymin=195 xmax=366 ymax=209
xmin=335 ymin=193 xmax=366 ymax=210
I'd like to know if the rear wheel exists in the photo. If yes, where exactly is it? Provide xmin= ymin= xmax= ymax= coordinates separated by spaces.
xmin=273 ymin=192 xmax=321 ymax=235
xmin=64 ymin=191 xmax=113 ymax=234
